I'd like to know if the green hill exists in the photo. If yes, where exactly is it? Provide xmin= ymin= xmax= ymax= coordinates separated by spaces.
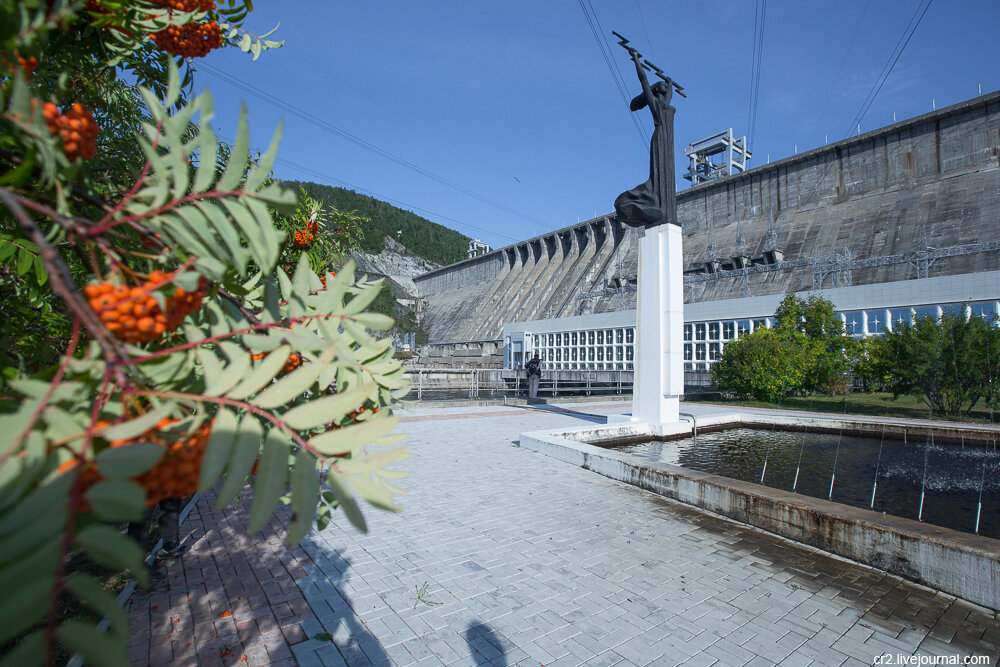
xmin=283 ymin=180 xmax=471 ymax=266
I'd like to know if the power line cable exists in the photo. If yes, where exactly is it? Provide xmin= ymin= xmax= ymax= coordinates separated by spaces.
xmin=843 ymin=0 xmax=933 ymax=139
xmin=215 ymin=132 xmax=520 ymax=244
xmin=195 ymin=61 xmax=552 ymax=231
xmin=575 ymin=0 xmax=648 ymax=147
xmin=283 ymin=44 xmax=528 ymax=188
xmin=807 ymin=0 xmax=871 ymax=147
xmin=746 ymin=0 xmax=766 ymax=154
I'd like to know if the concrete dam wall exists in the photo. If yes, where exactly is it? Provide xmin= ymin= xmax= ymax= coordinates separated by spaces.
xmin=415 ymin=91 xmax=1000 ymax=346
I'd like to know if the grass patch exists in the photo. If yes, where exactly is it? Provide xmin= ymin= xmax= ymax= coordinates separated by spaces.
xmin=688 ymin=392 xmax=1000 ymax=424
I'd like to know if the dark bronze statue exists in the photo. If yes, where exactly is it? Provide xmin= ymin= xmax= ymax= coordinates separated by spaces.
xmin=613 ymin=34 xmax=684 ymax=228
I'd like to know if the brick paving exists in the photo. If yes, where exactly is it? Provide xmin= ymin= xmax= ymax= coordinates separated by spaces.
xmin=131 ymin=403 xmax=1000 ymax=666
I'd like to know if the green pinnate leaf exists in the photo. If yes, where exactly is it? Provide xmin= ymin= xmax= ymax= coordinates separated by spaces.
xmin=65 ymin=573 xmax=128 ymax=640
xmin=281 ymin=382 xmax=378 ymax=430
xmin=0 ymin=575 xmax=53 ymax=645
xmin=325 ymin=471 xmax=366 ymax=533
xmin=217 ymin=103 xmax=249 ymax=191
xmin=309 ymin=415 xmax=400 ymax=457
xmin=286 ymin=449 xmax=319 ymax=545
xmin=199 ymin=408 xmax=238 ymax=491
xmin=228 ymin=344 xmax=291 ymax=400
xmin=100 ymin=403 xmax=175 ymax=441
xmin=85 ymin=480 xmax=147 ymax=521
xmin=95 ymin=442 xmax=164 ymax=479
xmin=57 ymin=620 xmax=127 ymax=667
xmin=215 ymin=415 xmax=262 ymax=508
xmin=248 ymin=429 xmax=289 ymax=534
xmin=75 ymin=525 xmax=146 ymax=586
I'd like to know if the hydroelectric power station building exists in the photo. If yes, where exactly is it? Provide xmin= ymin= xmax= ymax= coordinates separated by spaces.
xmin=412 ymin=92 xmax=1000 ymax=375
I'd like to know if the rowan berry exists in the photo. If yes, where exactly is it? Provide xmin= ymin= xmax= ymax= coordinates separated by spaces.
xmin=85 ymin=274 xmax=209 ymax=344
xmin=151 ymin=21 xmax=223 ymax=58
xmin=43 ymin=102 xmax=99 ymax=161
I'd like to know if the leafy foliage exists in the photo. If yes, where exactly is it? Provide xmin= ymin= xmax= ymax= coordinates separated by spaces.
xmin=881 ymin=311 xmax=994 ymax=418
xmin=285 ymin=180 xmax=471 ymax=265
xmin=714 ymin=294 xmax=854 ymax=400
xmin=711 ymin=328 xmax=809 ymax=403
xmin=0 ymin=3 xmax=408 ymax=665
xmin=774 ymin=293 xmax=856 ymax=394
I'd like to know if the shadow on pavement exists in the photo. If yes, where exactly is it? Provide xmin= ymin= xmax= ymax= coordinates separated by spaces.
xmin=464 ymin=621 xmax=508 ymax=665
xmin=292 ymin=544 xmax=392 ymax=666
xmin=515 ymin=403 xmax=609 ymax=424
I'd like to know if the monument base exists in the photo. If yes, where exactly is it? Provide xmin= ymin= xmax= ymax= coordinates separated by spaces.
xmin=612 ymin=221 xmax=683 ymax=427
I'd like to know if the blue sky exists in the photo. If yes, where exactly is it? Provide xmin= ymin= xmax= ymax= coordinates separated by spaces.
xmin=196 ymin=1 xmax=1000 ymax=250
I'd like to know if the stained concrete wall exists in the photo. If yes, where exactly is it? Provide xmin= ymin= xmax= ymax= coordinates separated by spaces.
xmin=415 ymin=91 xmax=1000 ymax=349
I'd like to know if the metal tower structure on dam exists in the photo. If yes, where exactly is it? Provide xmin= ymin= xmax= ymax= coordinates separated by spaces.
xmin=414 ymin=91 xmax=1000 ymax=368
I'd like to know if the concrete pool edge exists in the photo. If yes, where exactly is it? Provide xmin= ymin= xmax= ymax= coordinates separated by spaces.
xmin=519 ymin=415 xmax=1000 ymax=610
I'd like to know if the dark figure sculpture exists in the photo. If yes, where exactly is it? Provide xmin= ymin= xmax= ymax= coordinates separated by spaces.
xmin=614 ymin=50 xmax=679 ymax=228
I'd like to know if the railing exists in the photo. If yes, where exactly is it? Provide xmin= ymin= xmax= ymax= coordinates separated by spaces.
xmin=401 ymin=368 xmax=635 ymax=400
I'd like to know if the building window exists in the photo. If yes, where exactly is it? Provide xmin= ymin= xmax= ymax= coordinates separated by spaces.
xmin=571 ymin=348 xmax=578 ymax=361
xmin=695 ymin=323 xmax=706 ymax=340
xmin=940 ymin=303 xmax=964 ymax=318
xmin=588 ymin=330 xmax=595 ymax=345
xmin=890 ymin=308 xmax=911 ymax=329
xmin=684 ymin=324 xmax=692 ymax=341
xmin=971 ymin=302 xmax=998 ymax=322
xmin=683 ymin=344 xmax=693 ymax=361
xmin=752 ymin=319 xmax=767 ymax=331
xmin=569 ymin=331 xmax=576 ymax=345
xmin=695 ymin=344 xmax=706 ymax=361
xmin=722 ymin=321 xmax=735 ymax=339
xmin=555 ymin=349 xmax=562 ymax=362
xmin=844 ymin=311 xmax=863 ymax=335
xmin=737 ymin=319 xmax=751 ymax=336
xmin=866 ymin=310 xmax=886 ymax=334
xmin=616 ymin=329 xmax=624 ymax=344
xmin=588 ymin=347 xmax=595 ymax=361
xmin=555 ymin=333 xmax=562 ymax=346
xmin=596 ymin=330 xmax=604 ymax=345
xmin=709 ymin=342 xmax=721 ymax=361
xmin=616 ymin=347 xmax=623 ymax=361
xmin=708 ymin=322 xmax=720 ymax=340
xmin=696 ymin=362 xmax=708 ymax=372
xmin=625 ymin=346 xmax=634 ymax=361
xmin=626 ymin=328 xmax=634 ymax=343
xmin=596 ymin=347 xmax=604 ymax=361
xmin=913 ymin=305 xmax=937 ymax=321
xmin=684 ymin=362 xmax=693 ymax=371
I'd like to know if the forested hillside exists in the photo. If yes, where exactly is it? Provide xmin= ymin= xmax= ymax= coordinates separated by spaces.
xmin=283 ymin=180 xmax=471 ymax=266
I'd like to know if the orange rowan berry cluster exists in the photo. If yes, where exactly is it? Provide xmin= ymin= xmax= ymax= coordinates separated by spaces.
xmin=56 ymin=419 xmax=213 ymax=507
xmin=154 ymin=0 xmax=215 ymax=11
xmin=151 ymin=21 xmax=222 ymax=58
xmin=292 ymin=220 xmax=319 ymax=248
xmin=15 ymin=54 xmax=37 ymax=80
xmin=42 ymin=102 xmax=99 ymax=162
xmin=282 ymin=352 xmax=302 ymax=373
xmin=84 ymin=271 xmax=208 ymax=344
xmin=130 ymin=419 xmax=213 ymax=505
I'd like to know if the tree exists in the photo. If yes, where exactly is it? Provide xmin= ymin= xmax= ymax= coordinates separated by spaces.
xmin=884 ymin=311 xmax=990 ymax=418
xmin=711 ymin=328 xmax=809 ymax=403
xmin=774 ymin=293 xmax=854 ymax=394
xmin=0 ymin=3 xmax=407 ymax=664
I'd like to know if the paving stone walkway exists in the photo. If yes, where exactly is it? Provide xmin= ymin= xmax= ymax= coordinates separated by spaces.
xmin=131 ymin=403 xmax=1000 ymax=666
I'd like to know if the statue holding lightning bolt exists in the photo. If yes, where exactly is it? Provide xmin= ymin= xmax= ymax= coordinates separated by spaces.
xmin=612 ymin=32 xmax=686 ymax=228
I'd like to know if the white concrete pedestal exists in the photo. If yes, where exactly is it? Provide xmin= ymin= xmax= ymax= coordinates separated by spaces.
xmin=608 ymin=222 xmax=684 ymax=431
